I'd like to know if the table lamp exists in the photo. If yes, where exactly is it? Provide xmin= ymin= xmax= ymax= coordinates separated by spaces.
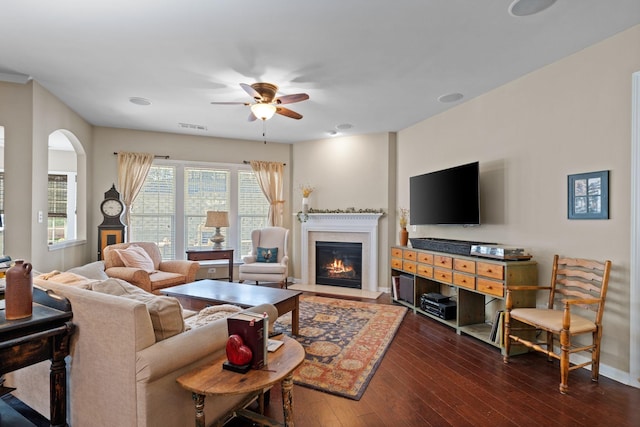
xmin=205 ymin=211 xmax=229 ymax=249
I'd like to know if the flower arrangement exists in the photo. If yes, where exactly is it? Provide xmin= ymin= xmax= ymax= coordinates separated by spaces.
xmin=399 ymin=207 xmax=409 ymax=228
xmin=299 ymin=184 xmax=315 ymax=198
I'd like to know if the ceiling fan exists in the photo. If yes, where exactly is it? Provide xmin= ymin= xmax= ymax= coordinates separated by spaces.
xmin=211 ymin=82 xmax=309 ymax=121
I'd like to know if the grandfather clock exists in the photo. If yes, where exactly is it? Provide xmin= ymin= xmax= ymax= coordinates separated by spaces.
xmin=98 ymin=184 xmax=125 ymax=260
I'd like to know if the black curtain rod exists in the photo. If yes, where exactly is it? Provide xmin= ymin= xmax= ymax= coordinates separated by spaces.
xmin=243 ymin=160 xmax=287 ymax=165
xmin=113 ymin=152 xmax=170 ymax=159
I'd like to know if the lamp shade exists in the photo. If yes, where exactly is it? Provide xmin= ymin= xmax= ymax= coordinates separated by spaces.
xmin=250 ymin=103 xmax=277 ymax=121
xmin=205 ymin=211 xmax=229 ymax=228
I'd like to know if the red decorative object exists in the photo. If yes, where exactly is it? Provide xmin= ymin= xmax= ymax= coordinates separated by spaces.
xmin=226 ymin=334 xmax=253 ymax=366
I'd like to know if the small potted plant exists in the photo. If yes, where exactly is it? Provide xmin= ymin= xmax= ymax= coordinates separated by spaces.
xmin=299 ymin=184 xmax=315 ymax=213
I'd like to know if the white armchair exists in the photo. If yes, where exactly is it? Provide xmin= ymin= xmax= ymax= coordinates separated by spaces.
xmin=239 ymin=227 xmax=289 ymax=288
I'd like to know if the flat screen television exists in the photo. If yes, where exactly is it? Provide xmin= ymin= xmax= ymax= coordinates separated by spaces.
xmin=409 ymin=161 xmax=480 ymax=225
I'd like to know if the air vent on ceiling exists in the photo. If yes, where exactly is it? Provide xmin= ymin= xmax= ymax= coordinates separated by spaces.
xmin=178 ymin=122 xmax=208 ymax=131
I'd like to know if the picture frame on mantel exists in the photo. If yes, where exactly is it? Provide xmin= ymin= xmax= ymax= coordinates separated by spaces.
xmin=568 ymin=170 xmax=609 ymax=219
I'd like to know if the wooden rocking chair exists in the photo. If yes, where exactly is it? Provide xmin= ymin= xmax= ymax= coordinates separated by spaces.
xmin=503 ymin=255 xmax=612 ymax=393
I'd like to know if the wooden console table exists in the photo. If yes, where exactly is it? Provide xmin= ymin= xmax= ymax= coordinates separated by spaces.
xmin=177 ymin=335 xmax=305 ymax=427
xmin=391 ymin=245 xmax=537 ymax=355
xmin=186 ymin=249 xmax=234 ymax=282
xmin=0 ymin=287 xmax=75 ymax=427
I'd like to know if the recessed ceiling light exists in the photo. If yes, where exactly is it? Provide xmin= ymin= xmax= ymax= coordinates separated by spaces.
xmin=437 ymin=93 xmax=464 ymax=103
xmin=328 ymin=130 xmax=338 ymax=137
xmin=336 ymin=123 xmax=353 ymax=130
xmin=129 ymin=97 xmax=152 ymax=106
xmin=508 ymin=0 xmax=556 ymax=17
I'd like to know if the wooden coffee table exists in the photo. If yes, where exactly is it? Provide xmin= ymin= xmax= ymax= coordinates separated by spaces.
xmin=161 ymin=280 xmax=302 ymax=335
xmin=177 ymin=335 xmax=305 ymax=427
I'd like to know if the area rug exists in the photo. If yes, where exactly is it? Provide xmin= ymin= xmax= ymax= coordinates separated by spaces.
xmin=274 ymin=295 xmax=407 ymax=400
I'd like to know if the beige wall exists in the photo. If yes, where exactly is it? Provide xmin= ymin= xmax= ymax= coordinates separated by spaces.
xmin=397 ymin=25 xmax=640 ymax=376
xmin=290 ymin=132 xmax=396 ymax=286
xmin=0 ymin=80 xmax=93 ymax=271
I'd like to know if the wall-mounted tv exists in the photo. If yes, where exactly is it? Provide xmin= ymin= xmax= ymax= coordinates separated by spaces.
xmin=409 ymin=161 xmax=480 ymax=225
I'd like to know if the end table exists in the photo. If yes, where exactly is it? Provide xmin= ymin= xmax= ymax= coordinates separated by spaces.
xmin=177 ymin=335 xmax=305 ymax=427
xmin=1 ymin=287 xmax=75 ymax=426
xmin=186 ymin=248 xmax=234 ymax=282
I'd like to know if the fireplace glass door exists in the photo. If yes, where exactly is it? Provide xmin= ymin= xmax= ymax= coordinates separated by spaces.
xmin=315 ymin=241 xmax=362 ymax=288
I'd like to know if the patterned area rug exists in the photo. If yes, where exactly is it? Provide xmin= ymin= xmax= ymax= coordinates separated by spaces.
xmin=274 ymin=295 xmax=407 ymax=400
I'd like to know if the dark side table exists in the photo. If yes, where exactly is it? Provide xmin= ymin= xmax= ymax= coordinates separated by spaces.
xmin=1 ymin=287 xmax=74 ymax=427
xmin=186 ymin=248 xmax=234 ymax=282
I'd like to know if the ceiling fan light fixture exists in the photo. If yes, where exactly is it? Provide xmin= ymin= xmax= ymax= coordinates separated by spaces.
xmin=251 ymin=103 xmax=277 ymax=120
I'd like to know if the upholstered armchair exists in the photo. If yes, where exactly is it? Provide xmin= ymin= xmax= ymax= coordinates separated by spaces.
xmin=239 ymin=227 xmax=289 ymax=288
xmin=103 ymin=242 xmax=199 ymax=294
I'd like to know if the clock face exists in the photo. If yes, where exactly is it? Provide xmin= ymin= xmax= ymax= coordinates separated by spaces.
xmin=101 ymin=199 xmax=123 ymax=217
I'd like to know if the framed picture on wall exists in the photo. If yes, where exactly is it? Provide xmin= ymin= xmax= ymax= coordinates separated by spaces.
xmin=568 ymin=170 xmax=609 ymax=219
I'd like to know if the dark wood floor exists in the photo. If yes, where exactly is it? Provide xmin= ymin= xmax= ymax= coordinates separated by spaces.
xmin=231 ymin=292 xmax=640 ymax=427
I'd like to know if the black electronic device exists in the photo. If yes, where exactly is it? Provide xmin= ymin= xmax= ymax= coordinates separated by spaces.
xmin=409 ymin=161 xmax=480 ymax=225
xmin=420 ymin=293 xmax=456 ymax=320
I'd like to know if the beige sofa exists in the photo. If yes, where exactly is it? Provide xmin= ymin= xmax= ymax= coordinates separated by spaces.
xmin=6 ymin=267 xmax=277 ymax=427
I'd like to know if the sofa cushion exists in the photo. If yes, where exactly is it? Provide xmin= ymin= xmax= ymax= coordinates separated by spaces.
xmin=239 ymin=263 xmax=287 ymax=274
xmin=34 ymin=271 xmax=100 ymax=289
xmin=256 ymin=247 xmax=278 ymax=263
xmin=115 ymin=245 xmax=155 ymax=273
xmin=67 ymin=261 xmax=109 ymax=280
xmin=92 ymin=278 xmax=184 ymax=341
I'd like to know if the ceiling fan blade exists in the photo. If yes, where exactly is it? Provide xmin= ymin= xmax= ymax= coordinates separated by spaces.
xmin=210 ymin=101 xmax=250 ymax=105
xmin=276 ymin=106 xmax=303 ymax=120
xmin=275 ymin=93 xmax=309 ymax=105
xmin=248 ymin=111 xmax=258 ymax=122
xmin=240 ymin=83 xmax=262 ymax=101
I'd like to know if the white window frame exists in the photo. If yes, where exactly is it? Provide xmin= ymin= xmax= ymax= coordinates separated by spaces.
xmin=135 ymin=159 xmax=266 ymax=260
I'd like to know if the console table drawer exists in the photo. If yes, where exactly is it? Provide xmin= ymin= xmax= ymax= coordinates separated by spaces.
xmin=454 ymin=258 xmax=476 ymax=274
xmin=477 ymin=262 xmax=504 ymax=280
xmin=391 ymin=248 xmax=403 ymax=258
xmin=391 ymin=258 xmax=403 ymax=269
xmin=417 ymin=253 xmax=433 ymax=264
xmin=417 ymin=264 xmax=433 ymax=278
xmin=403 ymin=261 xmax=417 ymax=273
xmin=454 ymin=272 xmax=475 ymax=290
xmin=477 ymin=278 xmax=504 ymax=297
xmin=403 ymin=250 xmax=417 ymax=261
xmin=434 ymin=255 xmax=453 ymax=269
xmin=434 ymin=268 xmax=453 ymax=283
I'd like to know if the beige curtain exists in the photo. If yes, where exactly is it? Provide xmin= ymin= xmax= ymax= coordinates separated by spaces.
xmin=118 ymin=152 xmax=154 ymax=241
xmin=250 ymin=160 xmax=285 ymax=226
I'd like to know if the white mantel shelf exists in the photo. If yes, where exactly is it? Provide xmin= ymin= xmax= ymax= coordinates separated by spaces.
xmin=300 ymin=213 xmax=383 ymax=292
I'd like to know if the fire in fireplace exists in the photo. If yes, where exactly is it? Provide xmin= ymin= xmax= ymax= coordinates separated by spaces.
xmin=315 ymin=241 xmax=362 ymax=288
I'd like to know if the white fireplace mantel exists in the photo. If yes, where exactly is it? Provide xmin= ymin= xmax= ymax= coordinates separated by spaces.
xmin=300 ymin=213 xmax=383 ymax=292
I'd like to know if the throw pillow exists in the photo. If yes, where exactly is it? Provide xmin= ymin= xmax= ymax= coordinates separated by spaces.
xmin=256 ymin=247 xmax=278 ymax=263
xmin=184 ymin=304 xmax=243 ymax=331
xmin=92 ymin=278 xmax=184 ymax=341
xmin=115 ymin=245 xmax=155 ymax=273
xmin=34 ymin=271 xmax=99 ymax=289
xmin=67 ymin=261 xmax=109 ymax=280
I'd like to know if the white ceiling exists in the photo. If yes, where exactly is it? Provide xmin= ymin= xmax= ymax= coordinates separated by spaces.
xmin=1 ymin=0 xmax=639 ymax=144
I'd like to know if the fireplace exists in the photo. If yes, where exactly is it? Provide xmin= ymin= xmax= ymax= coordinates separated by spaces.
xmin=315 ymin=241 xmax=362 ymax=289
xmin=300 ymin=213 xmax=382 ymax=292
